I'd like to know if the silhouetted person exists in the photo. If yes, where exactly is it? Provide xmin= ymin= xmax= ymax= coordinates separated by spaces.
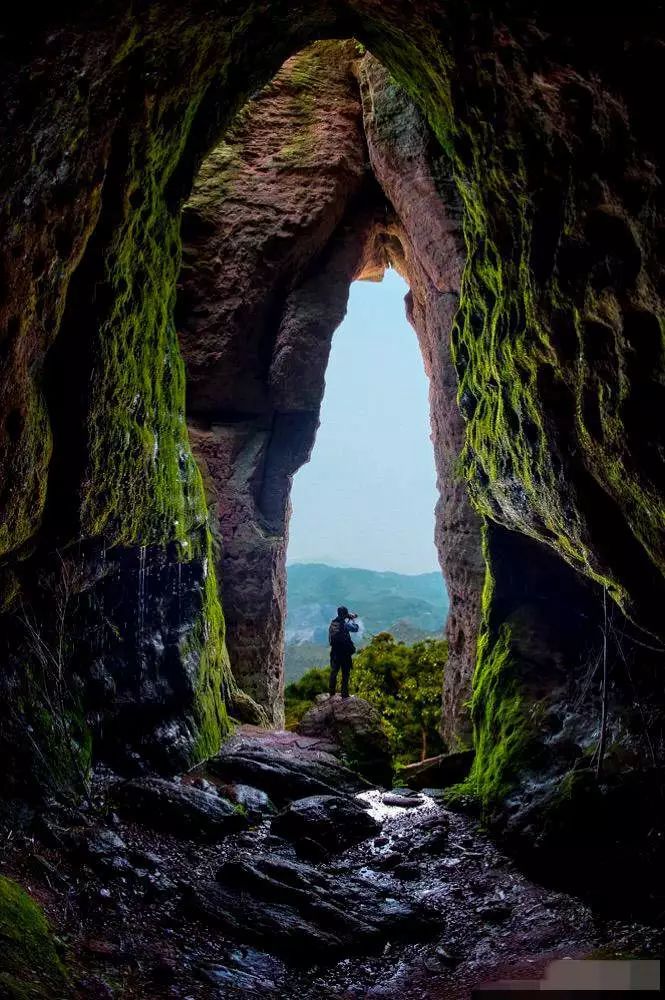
xmin=328 ymin=606 xmax=359 ymax=698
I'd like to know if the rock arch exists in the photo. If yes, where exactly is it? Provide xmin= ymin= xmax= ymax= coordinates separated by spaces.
xmin=178 ymin=43 xmax=485 ymax=733
xmin=0 ymin=5 xmax=664 ymax=894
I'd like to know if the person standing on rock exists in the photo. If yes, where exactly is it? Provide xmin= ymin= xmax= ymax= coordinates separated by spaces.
xmin=328 ymin=606 xmax=360 ymax=699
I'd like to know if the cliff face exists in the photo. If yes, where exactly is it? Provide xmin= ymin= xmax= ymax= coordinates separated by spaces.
xmin=357 ymin=58 xmax=486 ymax=744
xmin=179 ymin=41 xmax=382 ymax=725
xmin=0 ymin=3 xmax=664 ymax=900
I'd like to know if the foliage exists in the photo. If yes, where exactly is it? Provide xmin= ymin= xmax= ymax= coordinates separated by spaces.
xmin=284 ymin=634 xmax=448 ymax=765
xmin=0 ymin=877 xmax=67 ymax=998
xmin=352 ymin=633 xmax=447 ymax=765
xmin=284 ymin=666 xmax=330 ymax=728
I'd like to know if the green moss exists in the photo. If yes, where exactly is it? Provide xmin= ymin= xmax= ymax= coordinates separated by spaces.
xmin=464 ymin=625 xmax=527 ymax=806
xmin=228 ymin=687 xmax=271 ymax=727
xmin=80 ymin=43 xmax=360 ymax=555
xmin=14 ymin=673 xmax=92 ymax=801
xmin=0 ymin=569 xmax=20 ymax=613
xmin=81 ymin=178 xmax=205 ymax=549
xmin=0 ymin=877 xmax=67 ymax=999
xmin=366 ymin=25 xmax=662 ymax=617
xmin=179 ymin=534 xmax=234 ymax=764
xmin=187 ymin=552 xmax=270 ymax=759
xmin=274 ymin=44 xmax=344 ymax=164
xmin=191 ymin=41 xmax=354 ymax=177
xmin=67 ymin=16 xmax=251 ymax=553
xmin=185 ymin=140 xmax=244 ymax=211
xmin=68 ymin=57 xmax=242 ymax=764
xmin=0 ymin=387 xmax=51 ymax=558
xmin=446 ymin=526 xmax=538 ymax=812
xmin=35 ymin=706 xmax=92 ymax=795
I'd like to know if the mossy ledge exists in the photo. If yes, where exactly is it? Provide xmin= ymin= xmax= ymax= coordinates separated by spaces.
xmin=0 ymin=876 xmax=68 ymax=999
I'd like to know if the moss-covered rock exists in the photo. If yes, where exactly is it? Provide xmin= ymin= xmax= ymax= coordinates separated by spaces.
xmin=447 ymin=525 xmax=541 ymax=812
xmin=297 ymin=697 xmax=394 ymax=786
xmin=0 ymin=877 xmax=67 ymax=999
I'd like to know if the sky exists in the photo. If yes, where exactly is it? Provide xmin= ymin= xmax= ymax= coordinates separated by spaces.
xmin=286 ymin=268 xmax=440 ymax=575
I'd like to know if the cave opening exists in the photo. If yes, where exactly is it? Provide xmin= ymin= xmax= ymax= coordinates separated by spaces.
xmin=284 ymin=268 xmax=449 ymax=716
xmin=2 ymin=16 xmax=665 ymax=987
xmin=287 ymin=269 xmax=441 ymax=580
xmin=179 ymin=40 xmax=483 ymax=735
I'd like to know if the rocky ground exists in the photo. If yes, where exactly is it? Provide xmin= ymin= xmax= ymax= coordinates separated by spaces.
xmin=1 ymin=714 xmax=662 ymax=999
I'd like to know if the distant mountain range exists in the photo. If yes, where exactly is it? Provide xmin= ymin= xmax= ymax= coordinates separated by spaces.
xmin=285 ymin=563 xmax=449 ymax=681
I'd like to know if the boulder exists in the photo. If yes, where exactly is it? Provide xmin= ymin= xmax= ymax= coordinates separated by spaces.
xmin=226 ymin=784 xmax=276 ymax=820
xmin=401 ymin=749 xmax=475 ymax=790
xmin=185 ymin=855 xmax=435 ymax=962
xmin=201 ymin=949 xmax=285 ymax=997
xmin=296 ymin=697 xmax=393 ymax=786
xmin=208 ymin=730 xmax=371 ymax=804
xmin=271 ymin=794 xmax=380 ymax=856
xmin=113 ymin=777 xmax=247 ymax=839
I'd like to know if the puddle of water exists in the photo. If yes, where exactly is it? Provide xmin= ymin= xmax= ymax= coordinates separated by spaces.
xmin=356 ymin=789 xmax=438 ymax=822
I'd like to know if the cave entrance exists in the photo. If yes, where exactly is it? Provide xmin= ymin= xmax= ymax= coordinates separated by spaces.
xmin=2 ymin=8 xmax=664 ymax=913
xmin=180 ymin=41 xmax=485 ymax=733
xmin=284 ymin=269 xmax=446 ymax=690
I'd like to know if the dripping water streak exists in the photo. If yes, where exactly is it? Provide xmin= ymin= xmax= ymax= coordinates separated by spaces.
xmin=137 ymin=546 xmax=147 ymax=678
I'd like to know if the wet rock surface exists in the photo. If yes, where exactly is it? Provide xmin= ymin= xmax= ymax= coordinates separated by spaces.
xmin=297 ymin=696 xmax=394 ymax=786
xmin=271 ymin=794 xmax=381 ymax=856
xmin=112 ymin=777 xmax=247 ymax=839
xmin=224 ymin=783 xmax=277 ymax=820
xmin=208 ymin=729 xmax=372 ymax=803
xmin=1 ymin=730 xmax=662 ymax=998
xmin=382 ymin=789 xmax=425 ymax=809
xmin=187 ymin=854 xmax=433 ymax=961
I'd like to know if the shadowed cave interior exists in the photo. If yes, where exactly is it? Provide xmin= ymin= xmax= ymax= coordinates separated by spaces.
xmin=1 ymin=10 xmax=665 ymax=998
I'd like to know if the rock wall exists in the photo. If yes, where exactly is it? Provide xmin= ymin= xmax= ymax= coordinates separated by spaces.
xmin=179 ymin=47 xmax=486 ymax=736
xmin=179 ymin=42 xmax=390 ymax=724
xmin=0 ymin=3 xmax=664 ymax=894
xmin=358 ymin=57 xmax=486 ymax=744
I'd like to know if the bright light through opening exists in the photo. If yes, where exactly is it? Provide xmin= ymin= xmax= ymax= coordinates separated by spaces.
xmin=287 ymin=269 xmax=440 ymax=576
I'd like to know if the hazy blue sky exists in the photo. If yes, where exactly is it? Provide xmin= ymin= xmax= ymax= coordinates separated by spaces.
xmin=287 ymin=268 xmax=440 ymax=575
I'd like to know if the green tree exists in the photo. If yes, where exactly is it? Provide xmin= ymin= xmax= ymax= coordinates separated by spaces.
xmin=284 ymin=666 xmax=330 ymax=728
xmin=351 ymin=633 xmax=447 ymax=764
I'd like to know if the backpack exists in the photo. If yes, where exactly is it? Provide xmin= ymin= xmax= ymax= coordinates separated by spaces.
xmin=329 ymin=618 xmax=355 ymax=652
